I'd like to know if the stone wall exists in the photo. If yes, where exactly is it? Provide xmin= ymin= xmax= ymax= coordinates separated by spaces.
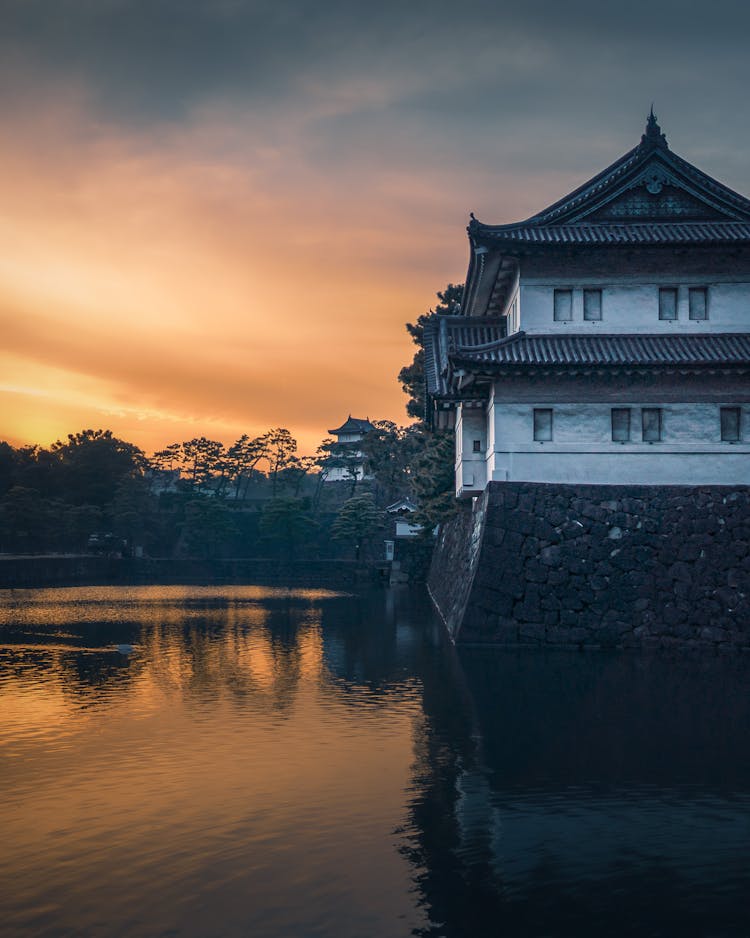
xmin=428 ymin=482 xmax=750 ymax=650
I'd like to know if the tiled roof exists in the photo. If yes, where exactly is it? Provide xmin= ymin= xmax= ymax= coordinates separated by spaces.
xmin=472 ymin=222 xmax=750 ymax=245
xmin=423 ymin=315 xmax=506 ymax=397
xmin=452 ymin=332 xmax=750 ymax=368
xmin=471 ymin=114 xmax=750 ymax=233
xmin=463 ymin=117 xmax=750 ymax=318
xmin=328 ymin=416 xmax=374 ymax=435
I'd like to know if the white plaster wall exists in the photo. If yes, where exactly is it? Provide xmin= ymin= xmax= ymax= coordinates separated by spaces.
xmin=455 ymin=405 xmax=488 ymax=495
xmin=323 ymin=465 xmax=367 ymax=482
xmin=487 ymin=402 xmax=750 ymax=485
xmin=519 ymin=281 xmax=750 ymax=334
xmin=395 ymin=521 xmax=422 ymax=537
xmin=491 ymin=451 xmax=750 ymax=485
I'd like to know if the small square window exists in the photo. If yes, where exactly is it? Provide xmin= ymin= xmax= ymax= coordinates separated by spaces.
xmin=611 ymin=408 xmax=631 ymax=442
xmin=659 ymin=288 xmax=678 ymax=320
xmin=583 ymin=289 xmax=602 ymax=321
xmin=642 ymin=408 xmax=662 ymax=442
xmin=472 ymin=439 xmax=482 ymax=453
xmin=553 ymin=289 xmax=572 ymax=322
xmin=721 ymin=407 xmax=741 ymax=442
xmin=533 ymin=408 xmax=553 ymax=441
xmin=689 ymin=287 xmax=708 ymax=321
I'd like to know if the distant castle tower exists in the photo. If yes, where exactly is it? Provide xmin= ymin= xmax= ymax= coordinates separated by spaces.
xmin=322 ymin=416 xmax=375 ymax=482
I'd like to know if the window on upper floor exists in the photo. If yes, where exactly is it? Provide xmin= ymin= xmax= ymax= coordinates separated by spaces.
xmin=658 ymin=288 xmax=678 ymax=321
xmin=611 ymin=408 xmax=631 ymax=442
xmin=641 ymin=408 xmax=662 ymax=442
xmin=533 ymin=408 xmax=553 ymax=441
xmin=472 ymin=439 xmax=482 ymax=453
xmin=583 ymin=289 xmax=602 ymax=321
xmin=720 ymin=407 xmax=741 ymax=442
xmin=689 ymin=287 xmax=708 ymax=321
xmin=553 ymin=289 xmax=572 ymax=322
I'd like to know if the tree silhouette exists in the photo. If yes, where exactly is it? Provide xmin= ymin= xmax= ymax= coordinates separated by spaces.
xmin=398 ymin=283 xmax=463 ymax=421
xmin=331 ymin=494 xmax=383 ymax=562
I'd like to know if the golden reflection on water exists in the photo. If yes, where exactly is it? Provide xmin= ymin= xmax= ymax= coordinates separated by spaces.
xmin=0 ymin=586 xmax=427 ymax=937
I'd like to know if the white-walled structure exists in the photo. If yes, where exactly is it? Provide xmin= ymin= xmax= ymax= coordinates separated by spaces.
xmin=424 ymin=114 xmax=750 ymax=494
xmin=322 ymin=416 xmax=374 ymax=482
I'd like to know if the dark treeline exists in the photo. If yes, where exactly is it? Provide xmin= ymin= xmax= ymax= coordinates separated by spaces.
xmin=0 ymin=422 xmax=452 ymax=562
xmin=0 ymin=282 xmax=460 ymax=562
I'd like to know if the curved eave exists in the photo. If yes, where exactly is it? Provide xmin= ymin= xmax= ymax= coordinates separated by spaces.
xmin=448 ymin=360 xmax=750 ymax=378
xmin=469 ymin=224 xmax=750 ymax=247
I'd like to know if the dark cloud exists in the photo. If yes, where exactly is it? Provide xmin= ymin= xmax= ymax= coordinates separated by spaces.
xmin=2 ymin=0 xmax=750 ymax=451
xmin=2 ymin=0 xmax=750 ymax=122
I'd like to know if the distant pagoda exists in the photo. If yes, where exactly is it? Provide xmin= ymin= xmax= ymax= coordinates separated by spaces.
xmin=323 ymin=416 xmax=375 ymax=482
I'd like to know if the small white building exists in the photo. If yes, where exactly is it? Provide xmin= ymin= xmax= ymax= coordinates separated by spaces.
xmin=424 ymin=113 xmax=750 ymax=495
xmin=385 ymin=496 xmax=422 ymax=538
xmin=322 ymin=416 xmax=374 ymax=482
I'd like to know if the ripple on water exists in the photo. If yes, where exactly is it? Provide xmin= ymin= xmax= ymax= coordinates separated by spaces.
xmin=2 ymin=588 xmax=750 ymax=937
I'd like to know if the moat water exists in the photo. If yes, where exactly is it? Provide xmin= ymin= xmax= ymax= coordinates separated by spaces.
xmin=1 ymin=585 xmax=749 ymax=937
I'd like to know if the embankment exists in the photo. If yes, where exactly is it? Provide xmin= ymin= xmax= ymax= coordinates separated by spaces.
xmin=429 ymin=482 xmax=750 ymax=650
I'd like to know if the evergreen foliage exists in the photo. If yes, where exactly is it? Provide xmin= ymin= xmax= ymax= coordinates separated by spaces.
xmin=330 ymin=494 xmax=383 ymax=561
xmin=0 ymin=276 xmax=466 ymax=561
xmin=398 ymin=283 xmax=462 ymax=420
xmin=259 ymin=496 xmax=317 ymax=558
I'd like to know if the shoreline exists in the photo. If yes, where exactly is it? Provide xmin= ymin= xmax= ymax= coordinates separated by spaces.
xmin=0 ymin=554 xmax=379 ymax=590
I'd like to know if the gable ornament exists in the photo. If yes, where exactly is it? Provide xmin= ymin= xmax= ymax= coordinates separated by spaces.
xmin=644 ymin=167 xmax=669 ymax=195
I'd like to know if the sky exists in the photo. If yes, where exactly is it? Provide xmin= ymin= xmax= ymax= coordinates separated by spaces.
xmin=1 ymin=0 xmax=750 ymax=456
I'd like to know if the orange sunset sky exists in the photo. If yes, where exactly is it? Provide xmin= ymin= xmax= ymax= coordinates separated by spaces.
xmin=2 ymin=0 xmax=749 ymax=455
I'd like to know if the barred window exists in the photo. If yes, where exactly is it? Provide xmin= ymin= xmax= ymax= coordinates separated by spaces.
xmin=533 ymin=409 xmax=553 ymax=441
xmin=553 ymin=289 xmax=572 ymax=322
xmin=583 ymin=289 xmax=602 ymax=321
xmin=642 ymin=408 xmax=662 ymax=442
xmin=689 ymin=287 xmax=708 ymax=321
xmin=721 ymin=407 xmax=741 ymax=442
xmin=611 ymin=408 xmax=631 ymax=442
xmin=659 ymin=288 xmax=678 ymax=320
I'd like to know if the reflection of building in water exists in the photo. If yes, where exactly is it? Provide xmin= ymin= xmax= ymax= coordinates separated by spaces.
xmin=404 ymin=645 xmax=750 ymax=937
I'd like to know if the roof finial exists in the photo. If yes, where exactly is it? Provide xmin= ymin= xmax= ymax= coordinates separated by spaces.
xmin=641 ymin=106 xmax=668 ymax=150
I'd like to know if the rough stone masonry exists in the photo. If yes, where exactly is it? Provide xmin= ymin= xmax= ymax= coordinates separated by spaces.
xmin=428 ymin=482 xmax=750 ymax=650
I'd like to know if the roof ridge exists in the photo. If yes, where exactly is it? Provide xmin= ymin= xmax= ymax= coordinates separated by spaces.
xmin=469 ymin=116 xmax=750 ymax=235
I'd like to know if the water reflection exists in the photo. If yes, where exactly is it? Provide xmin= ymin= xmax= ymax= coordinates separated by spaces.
xmin=1 ymin=587 xmax=749 ymax=937
xmin=408 ymin=648 xmax=750 ymax=937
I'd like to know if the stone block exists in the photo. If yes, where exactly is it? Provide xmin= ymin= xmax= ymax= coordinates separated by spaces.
xmin=514 ymin=600 xmax=544 ymax=624
xmin=540 ymin=545 xmax=563 ymax=567
xmin=580 ymin=503 xmax=607 ymax=523
xmin=541 ymin=593 xmax=562 ymax=611
xmin=700 ymin=626 xmax=727 ymax=643
xmin=521 ymin=536 xmax=541 ymax=557
xmin=505 ymin=511 xmax=536 ymax=537
xmin=493 ymin=621 xmax=520 ymax=643
xmin=501 ymin=530 xmax=525 ymax=555
xmin=669 ymin=561 xmax=693 ymax=583
xmin=517 ymin=492 xmax=536 ymax=514
xmin=560 ymin=520 xmax=586 ymax=540
xmin=559 ymin=592 xmax=584 ymax=612
xmin=594 ymin=625 xmax=621 ymax=647
xmin=547 ymin=570 xmax=570 ymax=590
xmin=525 ymin=561 xmax=549 ymax=584
xmin=519 ymin=623 xmax=545 ymax=641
